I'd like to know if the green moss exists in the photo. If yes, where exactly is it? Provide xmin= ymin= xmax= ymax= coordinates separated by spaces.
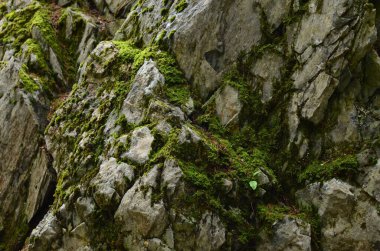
xmin=168 ymin=29 xmax=176 ymax=39
xmin=142 ymin=6 xmax=154 ymax=14
xmin=0 ymin=2 xmax=6 ymax=16
xmin=133 ymin=46 xmax=186 ymax=85
xmin=298 ymin=154 xmax=359 ymax=184
xmin=23 ymin=38 xmax=50 ymax=72
xmin=183 ymin=165 xmax=212 ymax=189
xmin=18 ymin=65 xmax=40 ymax=93
xmin=168 ymin=16 xmax=176 ymax=23
xmin=175 ymin=0 xmax=188 ymax=12
xmin=28 ymin=9 xmax=61 ymax=56
xmin=113 ymin=41 xmax=140 ymax=63
xmin=113 ymin=41 xmax=187 ymax=87
xmin=0 ymin=2 xmax=40 ymax=49
xmin=163 ymin=0 xmax=173 ymax=6
xmin=155 ymin=30 xmax=167 ymax=45
xmin=256 ymin=202 xmax=322 ymax=248
xmin=150 ymin=129 xmax=179 ymax=163
xmin=165 ymin=85 xmax=191 ymax=106
xmin=257 ymin=204 xmax=294 ymax=225
xmin=160 ymin=8 xmax=169 ymax=16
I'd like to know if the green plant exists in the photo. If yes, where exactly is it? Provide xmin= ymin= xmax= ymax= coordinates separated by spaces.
xmin=248 ymin=170 xmax=260 ymax=190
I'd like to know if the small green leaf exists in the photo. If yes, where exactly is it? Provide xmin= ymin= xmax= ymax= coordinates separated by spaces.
xmin=253 ymin=170 xmax=260 ymax=177
xmin=249 ymin=180 xmax=258 ymax=190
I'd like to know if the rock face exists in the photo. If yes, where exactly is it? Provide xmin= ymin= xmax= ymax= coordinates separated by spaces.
xmin=0 ymin=0 xmax=379 ymax=250
xmin=297 ymin=172 xmax=380 ymax=251
xmin=258 ymin=216 xmax=312 ymax=251
xmin=116 ymin=0 xmax=263 ymax=96
xmin=0 ymin=0 xmax=105 ymax=248
xmin=0 ymin=2 xmax=61 ymax=248
xmin=28 ymin=42 xmax=239 ymax=250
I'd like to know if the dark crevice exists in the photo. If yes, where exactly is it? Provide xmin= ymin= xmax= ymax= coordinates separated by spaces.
xmin=204 ymin=49 xmax=224 ymax=72
xmin=24 ymin=160 xmax=57 ymax=248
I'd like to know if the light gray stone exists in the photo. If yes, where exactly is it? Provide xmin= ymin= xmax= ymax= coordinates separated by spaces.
xmin=362 ymin=159 xmax=380 ymax=203
xmin=296 ymin=178 xmax=380 ymax=250
xmin=75 ymin=197 xmax=96 ymax=222
xmin=91 ymin=158 xmax=134 ymax=208
xmin=161 ymin=159 xmax=183 ymax=199
xmin=118 ymin=0 xmax=262 ymax=97
xmin=258 ymin=216 xmax=311 ymax=251
xmin=215 ymin=85 xmax=241 ymax=126
xmin=195 ymin=212 xmax=226 ymax=251
xmin=251 ymin=52 xmax=284 ymax=103
xmin=121 ymin=60 xmax=165 ymax=124
xmin=115 ymin=165 xmax=168 ymax=238
xmin=123 ymin=126 xmax=154 ymax=164
xmin=28 ymin=211 xmax=63 ymax=250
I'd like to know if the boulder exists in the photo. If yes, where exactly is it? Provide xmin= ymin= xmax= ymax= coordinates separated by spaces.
xmin=258 ymin=216 xmax=311 ymax=251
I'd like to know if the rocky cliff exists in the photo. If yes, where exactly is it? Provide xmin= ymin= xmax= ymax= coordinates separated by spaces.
xmin=0 ymin=0 xmax=379 ymax=250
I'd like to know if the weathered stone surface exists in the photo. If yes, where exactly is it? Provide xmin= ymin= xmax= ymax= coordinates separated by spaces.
xmin=62 ymin=8 xmax=98 ymax=65
xmin=161 ymin=159 xmax=184 ymax=199
xmin=115 ymin=165 xmax=168 ymax=238
xmin=287 ymin=0 xmax=378 ymax=147
xmin=255 ymin=0 xmax=292 ymax=31
xmin=122 ymin=126 xmax=154 ymax=164
xmin=91 ymin=158 xmax=134 ymax=208
xmin=258 ymin=216 xmax=311 ymax=251
xmin=296 ymin=178 xmax=380 ymax=251
xmin=0 ymin=1 xmax=66 ymax=244
xmin=361 ymin=159 xmax=380 ymax=203
xmin=2 ymin=0 xmax=380 ymax=250
xmin=251 ymin=52 xmax=284 ymax=103
xmin=117 ymin=0 xmax=262 ymax=97
xmin=215 ymin=85 xmax=241 ymax=125
xmin=195 ymin=212 xmax=226 ymax=251
xmin=28 ymin=211 xmax=63 ymax=250
xmin=121 ymin=60 xmax=165 ymax=124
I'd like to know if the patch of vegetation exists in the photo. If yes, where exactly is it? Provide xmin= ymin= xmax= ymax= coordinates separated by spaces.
xmin=175 ymin=0 xmax=188 ymax=12
xmin=133 ymin=46 xmax=187 ymax=85
xmin=165 ymin=85 xmax=191 ymax=106
xmin=18 ymin=65 xmax=40 ymax=93
xmin=298 ymin=154 xmax=359 ymax=184
xmin=113 ymin=41 xmax=187 ymax=87
xmin=28 ymin=9 xmax=62 ymax=56
xmin=257 ymin=204 xmax=296 ymax=225
xmin=0 ymin=1 xmax=40 ymax=49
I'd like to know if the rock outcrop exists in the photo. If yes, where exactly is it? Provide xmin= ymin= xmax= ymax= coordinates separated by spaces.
xmin=297 ymin=166 xmax=380 ymax=250
xmin=0 ymin=0 xmax=379 ymax=250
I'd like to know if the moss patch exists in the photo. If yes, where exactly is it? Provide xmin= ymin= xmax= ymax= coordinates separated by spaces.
xmin=298 ymin=154 xmax=359 ymax=184
xmin=175 ymin=0 xmax=188 ymax=12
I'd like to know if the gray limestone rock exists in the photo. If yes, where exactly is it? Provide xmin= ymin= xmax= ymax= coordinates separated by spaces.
xmin=215 ymin=85 xmax=241 ymax=126
xmin=258 ymin=216 xmax=311 ymax=251
xmin=121 ymin=60 xmax=165 ymax=124
xmin=122 ymin=126 xmax=154 ymax=165
xmin=115 ymin=165 xmax=168 ymax=238
xmin=296 ymin=178 xmax=380 ymax=251
xmin=91 ymin=158 xmax=134 ymax=208
xmin=195 ymin=212 xmax=226 ymax=251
